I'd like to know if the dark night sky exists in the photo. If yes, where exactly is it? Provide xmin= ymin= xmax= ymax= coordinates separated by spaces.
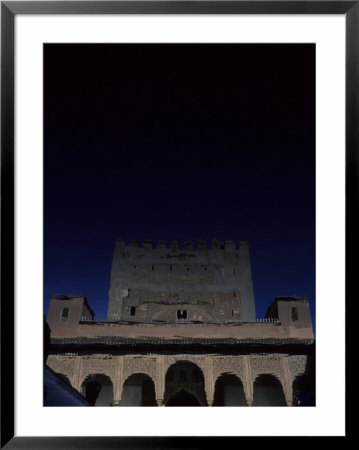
xmin=44 ymin=44 xmax=315 ymax=331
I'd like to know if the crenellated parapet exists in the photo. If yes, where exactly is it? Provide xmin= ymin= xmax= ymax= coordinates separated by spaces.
xmin=115 ymin=237 xmax=247 ymax=251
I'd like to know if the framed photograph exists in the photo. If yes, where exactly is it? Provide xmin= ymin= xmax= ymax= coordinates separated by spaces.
xmin=1 ymin=1 xmax=351 ymax=447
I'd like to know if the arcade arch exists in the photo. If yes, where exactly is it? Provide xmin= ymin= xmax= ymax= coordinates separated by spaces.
xmin=164 ymin=361 xmax=207 ymax=406
xmin=213 ymin=373 xmax=247 ymax=406
xmin=166 ymin=390 xmax=201 ymax=406
xmin=81 ymin=374 xmax=114 ymax=406
xmin=120 ymin=373 xmax=157 ymax=406
xmin=252 ymin=374 xmax=286 ymax=406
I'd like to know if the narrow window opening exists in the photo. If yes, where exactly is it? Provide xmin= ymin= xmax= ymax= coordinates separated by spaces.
xmin=130 ymin=307 xmax=136 ymax=316
xmin=170 ymin=265 xmax=173 ymax=271
xmin=186 ymin=267 xmax=189 ymax=271
xmin=152 ymin=265 xmax=154 ymax=271
xmin=232 ymin=310 xmax=234 ymax=317
xmin=183 ymin=310 xmax=187 ymax=319
xmin=234 ymin=290 xmax=236 ymax=297
xmin=61 ymin=307 xmax=69 ymax=321
xmin=291 ymin=307 xmax=298 ymax=321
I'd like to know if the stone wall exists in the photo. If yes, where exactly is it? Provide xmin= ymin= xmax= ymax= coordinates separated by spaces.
xmin=107 ymin=239 xmax=256 ymax=322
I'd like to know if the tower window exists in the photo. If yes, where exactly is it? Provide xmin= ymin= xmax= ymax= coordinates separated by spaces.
xmin=130 ymin=307 xmax=136 ymax=316
xmin=291 ymin=307 xmax=299 ymax=321
xmin=177 ymin=310 xmax=187 ymax=319
xmin=61 ymin=307 xmax=69 ymax=321
xmin=152 ymin=265 xmax=154 ymax=271
xmin=170 ymin=265 xmax=173 ymax=271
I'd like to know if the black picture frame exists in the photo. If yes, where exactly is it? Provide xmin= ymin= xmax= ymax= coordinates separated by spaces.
xmin=1 ymin=1 xmax=352 ymax=448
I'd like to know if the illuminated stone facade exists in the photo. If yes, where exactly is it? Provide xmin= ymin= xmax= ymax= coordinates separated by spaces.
xmin=46 ymin=239 xmax=315 ymax=406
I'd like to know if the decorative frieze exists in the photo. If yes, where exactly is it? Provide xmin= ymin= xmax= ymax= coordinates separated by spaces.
xmin=286 ymin=355 xmax=308 ymax=384
xmin=249 ymin=354 xmax=284 ymax=381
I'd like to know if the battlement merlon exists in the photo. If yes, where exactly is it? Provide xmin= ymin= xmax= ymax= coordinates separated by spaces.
xmin=111 ymin=239 xmax=253 ymax=269
xmin=115 ymin=238 xmax=250 ymax=251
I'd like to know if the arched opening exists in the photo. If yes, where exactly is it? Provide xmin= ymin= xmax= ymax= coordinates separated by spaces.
xmin=81 ymin=374 xmax=113 ymax=406
xmin=213 ymin=373 xmax=247 ymax=406
xmin=166 ymin=390 xmax=200 ymax=406
xmin=164 ymin=361 xmax=206 ymax=406
xmin=292 ymin=373 xmax=315 ymax=406
xmin=120 ymin=373 xmax=157 ymax=406
xmin=253 ymin=374 xmax=286 ymax=406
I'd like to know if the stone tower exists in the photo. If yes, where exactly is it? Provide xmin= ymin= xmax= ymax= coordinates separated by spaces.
xmin=107 ymin=238 xmax=256 ymax=322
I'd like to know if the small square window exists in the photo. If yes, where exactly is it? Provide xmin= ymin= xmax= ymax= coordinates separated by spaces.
xmin=177 ymin=310 xmax=187 ymax=319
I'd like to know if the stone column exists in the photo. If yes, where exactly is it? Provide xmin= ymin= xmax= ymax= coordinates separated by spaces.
xmin=281 ymin=356 xmax=293 ymax=407
xmin=242 ymin=355 xmax=253 ymax=406
xmin=72 ymin=356 xmax=83 ymax=392
xmin=113 ymin=356 xmax=124 ymax=406
xmin=155 ymin=356 xmax=165 ymax=406
xmin=204 ymin=357 xmax=214 ymax=406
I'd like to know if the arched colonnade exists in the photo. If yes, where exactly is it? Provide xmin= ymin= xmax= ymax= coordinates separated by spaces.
xmin=50 ymin=353 xmax=312 ymax=407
